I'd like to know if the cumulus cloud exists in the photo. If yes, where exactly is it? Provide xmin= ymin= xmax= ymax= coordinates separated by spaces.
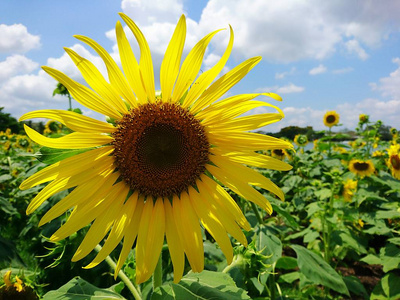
xmin=259 ymin=83 xmax=305 ymax=94
xmin=0 ymin=55 xmax=39 ymax=82
xmin=0 ymin=23 xmax=41 ymax=54
xmin=332 ymin=67 xmax=354 ymax=74
xmin=371 ymin=57 xmax=400 ymax=99
xmin=345 ymin=39 xmax=369 ymax=60
xmin=309 ymin=64 xmax=327 ymax=75
xmin=275 ymin=67 xmax=296 ymax=79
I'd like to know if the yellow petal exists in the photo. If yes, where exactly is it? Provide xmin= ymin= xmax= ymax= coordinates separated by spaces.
xmin=161 ymin=15 xmax=186 ymax=102
xmin=42 ymin=66 xmax=121 ymax=119
xmin=164 ymin=200 xmax=185 ymax=283
xmin=200 ymin=175 xmax=250 ymax=231
xmin=211 ymin=148 xmax=292 ymax=171
xmin=49 ymin=181 xmax=128 ymax=242
xmin=64 ymin=47 xmax=128 ymax=114
xmin=20 ymin=110 xmax=115 ymax=133
xmin=119 ymin=13 xmax=155 ymax=103
xmin=173 ymin=194 xmax=204 ymax=273
xmin=208 ymin=130 xmax=293 ymax=152
xmin=115 ymin=21 xmax=147 ymax=105
xmin=20 ymin=146 xmax=113 ymax=190
xmin=207 ymin=164 xmax=273 ymax=214
xmin=39 ymin=170 xmax=118 ymax=226
xmin=172 ymin=29 xmax=223 ymax=103
xmin=114 ymin=195 xmax=144 ymax=278
xmin=74 ymin=35 xmax=137 ymax=107
xmin=188 ymin=186 xmax=233 ymax=264
xmin=182 ymin=25 xmax=233 ymax=108
xmin=84 ymin=192 xmax=137 ymax=268
xmin=190 ymin=57 xmax=261 ymax=114
xmin=24 ymin=124 xmax=112 ymax=149
xmin=208 ymin=113 xmax=283 ymax=131
xmin=212 ymin=154 xmax=285 ymax=202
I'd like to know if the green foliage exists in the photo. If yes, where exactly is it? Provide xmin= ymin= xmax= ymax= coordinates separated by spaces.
xmin=0 ymin=107 xmax=23 ymax=133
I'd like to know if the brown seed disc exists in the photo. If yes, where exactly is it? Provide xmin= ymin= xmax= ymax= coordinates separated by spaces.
xmin=112 ymin=102 xmax=209 ymax=197
xmin=390 ymin=155 xmax=400 ymax=170
xmin=326 ymin=115 xmax=336 ymax=124
xmin=353 ymin=162 xmax=370 ymax=171
xmin=272 ymin=149 xmax=284 ymax=156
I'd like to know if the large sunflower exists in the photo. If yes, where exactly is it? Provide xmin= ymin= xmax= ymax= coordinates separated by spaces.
xmin=348 ymin=159 xmax=375 ymax=178
xmin=323 ymin=111 xmax=340 ymax=128
xmin=20 ymin=14 xmax=293 ymax=284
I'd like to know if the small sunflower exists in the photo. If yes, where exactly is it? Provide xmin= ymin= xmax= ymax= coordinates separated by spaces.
xmin=342 ymin=179 xmax=357 ymax=201
xmin=359 ymin=114 xmax=369 ymax=124
xmin=323 ymin=111 xmax=340 ymax=128
xmin=390 ymin=128 xmax=398 ymax=136
xmin=387 ymin=144 xmax=400 ymax=180
xmin=20 ymin=14 xmax=292 ymax=284
xmin=348 ymin=159 xmax=375 ymax=178
xmin=270 ymin=148 xmax=289 ymax=160
xmin=293 ymin=134 xmax=308 ymax=147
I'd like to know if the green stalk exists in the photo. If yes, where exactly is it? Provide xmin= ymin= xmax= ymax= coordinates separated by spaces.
xmin=94 ymin=244 xmax=142 ymax=300
xmin=152 ymin=254 xmax=163 ymax=291
xmin=327 ymin=127 xmax=332 ymax=157
xmin=250 ymin=202 xmax=264 ymax=225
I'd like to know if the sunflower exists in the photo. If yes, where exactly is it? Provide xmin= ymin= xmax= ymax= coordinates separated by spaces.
xmin=323 ymin=111 xmax=340 ymax=128
xmin=270 ymin=148 xmax=289 ymax=160
xmin=348 ymin=159 xmax=375 ymax=178
xmin=342 ymin=179 xmax=357 ymax=201
xmin=359 ymin=114 xmax=369 ymax=124
xmin=19 ymin=14 xmax=293 ymax=284
xmin=293 ymin=134 xmax=308 ymax=147
xmin=387 ymin=144 xmax=400 ymax=180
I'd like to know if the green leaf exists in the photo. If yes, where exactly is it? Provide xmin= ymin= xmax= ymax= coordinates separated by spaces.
xmin=371 ymin=273 xmax=400 ymax=300
xmin=42 ymin=277 xmax=125 ymax=299
xmin=360 ymin=254 xmax=382 ymax=265
xmin=151 ymin=271 xmax=250 ymax=300
xmin=278 ymin=271 xmax=300 ymax=284
xmin=275 ymin=256 xmax=298 ymax=270
xmin=0 ymin=197 xmax=19 ymax=215
xmin=255 ymin=227 xmax=282 ymax=264
xmin=380 ymin=244 xmax=400 ymax=273
xmin=291 ymin=245 xmax=349 ymax=296
xmin=314 ymin=188 xmax=332 ymax=201
xmin=271 ymin=204 xmax=300 ymax=229
xmin=0 ymin=174 xmax=12 ymax=183
xmin=376 ymin=210 xmax=400 ymax=219
xmin=34 ymin=147 xmax=92 ymax=164
xmin=343 ymin=276 xmax=368 ymax=298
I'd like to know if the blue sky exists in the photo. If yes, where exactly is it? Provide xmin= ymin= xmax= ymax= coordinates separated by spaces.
xmin=1 ymin=0 xmax=400 ymax=132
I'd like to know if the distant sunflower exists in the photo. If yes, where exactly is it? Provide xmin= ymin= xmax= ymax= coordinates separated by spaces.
xmin=20 ymin=14 xmax=292 ymax=284
xmin=348 ymin=159 xmax=375 ymax=178
xmin=323 ymin=111 xmax=340 ymax=128
xmin=271 ymin=149 xmax=289 ymax=160
xmin=359 ymin=114 xmax=369 ymax=123
xmin=387 ymin=144 xmax=400 ymax=180
xmin=293 ymin=134 xmax=308 ymax=147
xmin=342 ymin=179 xmax=357 ymax=201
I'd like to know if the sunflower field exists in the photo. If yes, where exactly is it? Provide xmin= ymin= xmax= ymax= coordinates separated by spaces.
xmin=1 ymin=14 xmax=400 ymax=300
xmin=1 ymin=110 xmax=400 ymax=300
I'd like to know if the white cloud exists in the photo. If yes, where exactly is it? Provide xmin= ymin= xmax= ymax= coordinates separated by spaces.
xmin=371 ymin=57 xmax=400 ymax=99
xmin=259 ymin=83 xmax=305 ymax=94
xmin=275 ymin=67 xmax=296 ymax=79
xmin=0 ymin=55 xmax=39 ymax=82
xmin=309 ymin=64 xmax=327 ymax=75
xmin=0 ymin=24 xmax=41 ymax=54
xmin=345 ymin=39 xmax=369 ymax=60
xmin=332 ymin=67 xmax=354 ymax=74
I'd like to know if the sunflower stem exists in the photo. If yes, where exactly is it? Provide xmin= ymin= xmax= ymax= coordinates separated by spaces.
xmin=250 ymin=202 xmax=264 ymax=225
xmin=94 ymin=244 xmax=142 ymax=300
xmin=152 ymin=254 xmax=163 ymax=291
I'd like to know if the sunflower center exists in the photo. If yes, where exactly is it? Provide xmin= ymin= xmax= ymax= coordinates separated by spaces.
xmin=326 ymin=115 xmax=336 ymax=124
xmin=353 ymin=162 xmax=370 ymax=171
xmin=273 ymin=149 xmax=284 ymax=156
xmin=112 ymin=102 xmax=209 ymax=198
xmin=390 ymin=155 xmax=400 ymax=170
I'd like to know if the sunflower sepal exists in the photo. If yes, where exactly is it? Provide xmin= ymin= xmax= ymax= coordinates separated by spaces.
xmin=33 ymin=146 xmax=94 ymax=165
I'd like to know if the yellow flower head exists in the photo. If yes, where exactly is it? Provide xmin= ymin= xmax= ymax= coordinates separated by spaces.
xmin=19 ymin=14 xmax=293 ymax=284
xmin=271 ymin=148 xmax=289 ymax=160
xmin=390 ymin=127 xmax=398 ymax=136
xmin=323 ymin=111 xmax=340 ymax=128
xmin=387 ymin=144 xmax=400 ymax=180
xmin=294 ymin=134 xmax=308 ymax=147
xmin=348 ymin=159 xmax=375 ymax=178
xmin=342 ymin=179 xmax=357 ymax=201
xmin=359 ymin=114 xmax=369 ymax=123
